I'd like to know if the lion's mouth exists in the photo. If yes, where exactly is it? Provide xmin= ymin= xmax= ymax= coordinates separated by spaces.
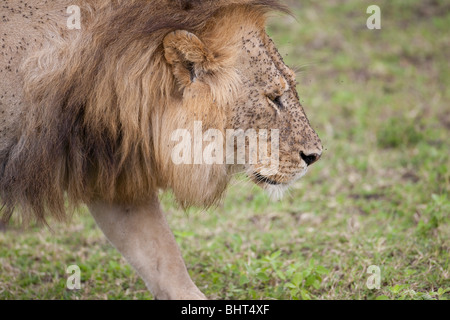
xmin=253 ymin=172 xmax=281 ymax=186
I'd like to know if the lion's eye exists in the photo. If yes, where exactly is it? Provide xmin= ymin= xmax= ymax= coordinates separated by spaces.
xmin=268 ymin=95 xmax=284 ymax=110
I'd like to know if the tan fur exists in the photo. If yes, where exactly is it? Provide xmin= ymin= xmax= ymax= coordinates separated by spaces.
xmin=88 ymin=198 xmax=207 ymax=299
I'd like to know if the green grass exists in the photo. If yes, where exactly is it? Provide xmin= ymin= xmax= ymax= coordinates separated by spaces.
xmin=1 ymin=0 xmax=449 ymax=300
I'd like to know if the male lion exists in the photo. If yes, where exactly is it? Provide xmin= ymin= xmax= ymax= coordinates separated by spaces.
xmin=0 ymin=0 xmax=322 ymax=299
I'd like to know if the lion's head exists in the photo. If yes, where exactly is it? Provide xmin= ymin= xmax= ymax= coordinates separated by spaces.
xmin=0 ymin=0 xmax=322 ymax=224
xmin=158 ymin=3 xmax=322 ymax=205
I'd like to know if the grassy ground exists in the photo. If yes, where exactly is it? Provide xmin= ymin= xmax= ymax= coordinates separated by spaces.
xmin=0 ymin=0 xmax=449 ymax=300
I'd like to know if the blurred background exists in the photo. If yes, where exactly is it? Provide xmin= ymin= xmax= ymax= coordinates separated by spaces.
xmin=0 ymin=0 xmax=448 ymax=299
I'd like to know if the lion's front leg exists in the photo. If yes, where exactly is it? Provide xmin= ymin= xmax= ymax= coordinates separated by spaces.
xmin=88 ymin=197 xmax=206 ymax=300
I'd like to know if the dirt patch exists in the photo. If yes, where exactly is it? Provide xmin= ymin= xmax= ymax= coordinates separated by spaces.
xmin=349 ymin=193 xmax=385 ymax=201
xmin=413 ymin=0 xmax=450 ymax=18
xmin=439 ymin=112 xmax=450 ymax=130
xmin=401 ymin=171 xmax=420 ymax=183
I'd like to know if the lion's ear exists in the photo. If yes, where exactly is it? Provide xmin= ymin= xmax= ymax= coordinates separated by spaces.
xmin=163 ymin=30 xmax=214 ymax=86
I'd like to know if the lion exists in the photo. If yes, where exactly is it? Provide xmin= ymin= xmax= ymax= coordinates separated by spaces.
xmin=0 ymin=0 xmax=322 ymax=299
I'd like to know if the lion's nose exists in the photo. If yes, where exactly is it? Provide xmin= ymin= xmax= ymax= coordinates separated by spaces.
xmin=300 ymin=151 xmax=321 ymax=166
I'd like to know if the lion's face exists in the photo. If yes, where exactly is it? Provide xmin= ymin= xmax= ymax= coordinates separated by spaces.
xmin=162 ymin=8 xmax=321 ymax=202
xmin=228 ymin=28 xmax=322 ymax=196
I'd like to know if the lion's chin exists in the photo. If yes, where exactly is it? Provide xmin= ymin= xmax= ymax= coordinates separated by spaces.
xmin=252 ymin=167 xmax=309 ymax=201
xmin=264 ymin=183 xmax=290 ymax=201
